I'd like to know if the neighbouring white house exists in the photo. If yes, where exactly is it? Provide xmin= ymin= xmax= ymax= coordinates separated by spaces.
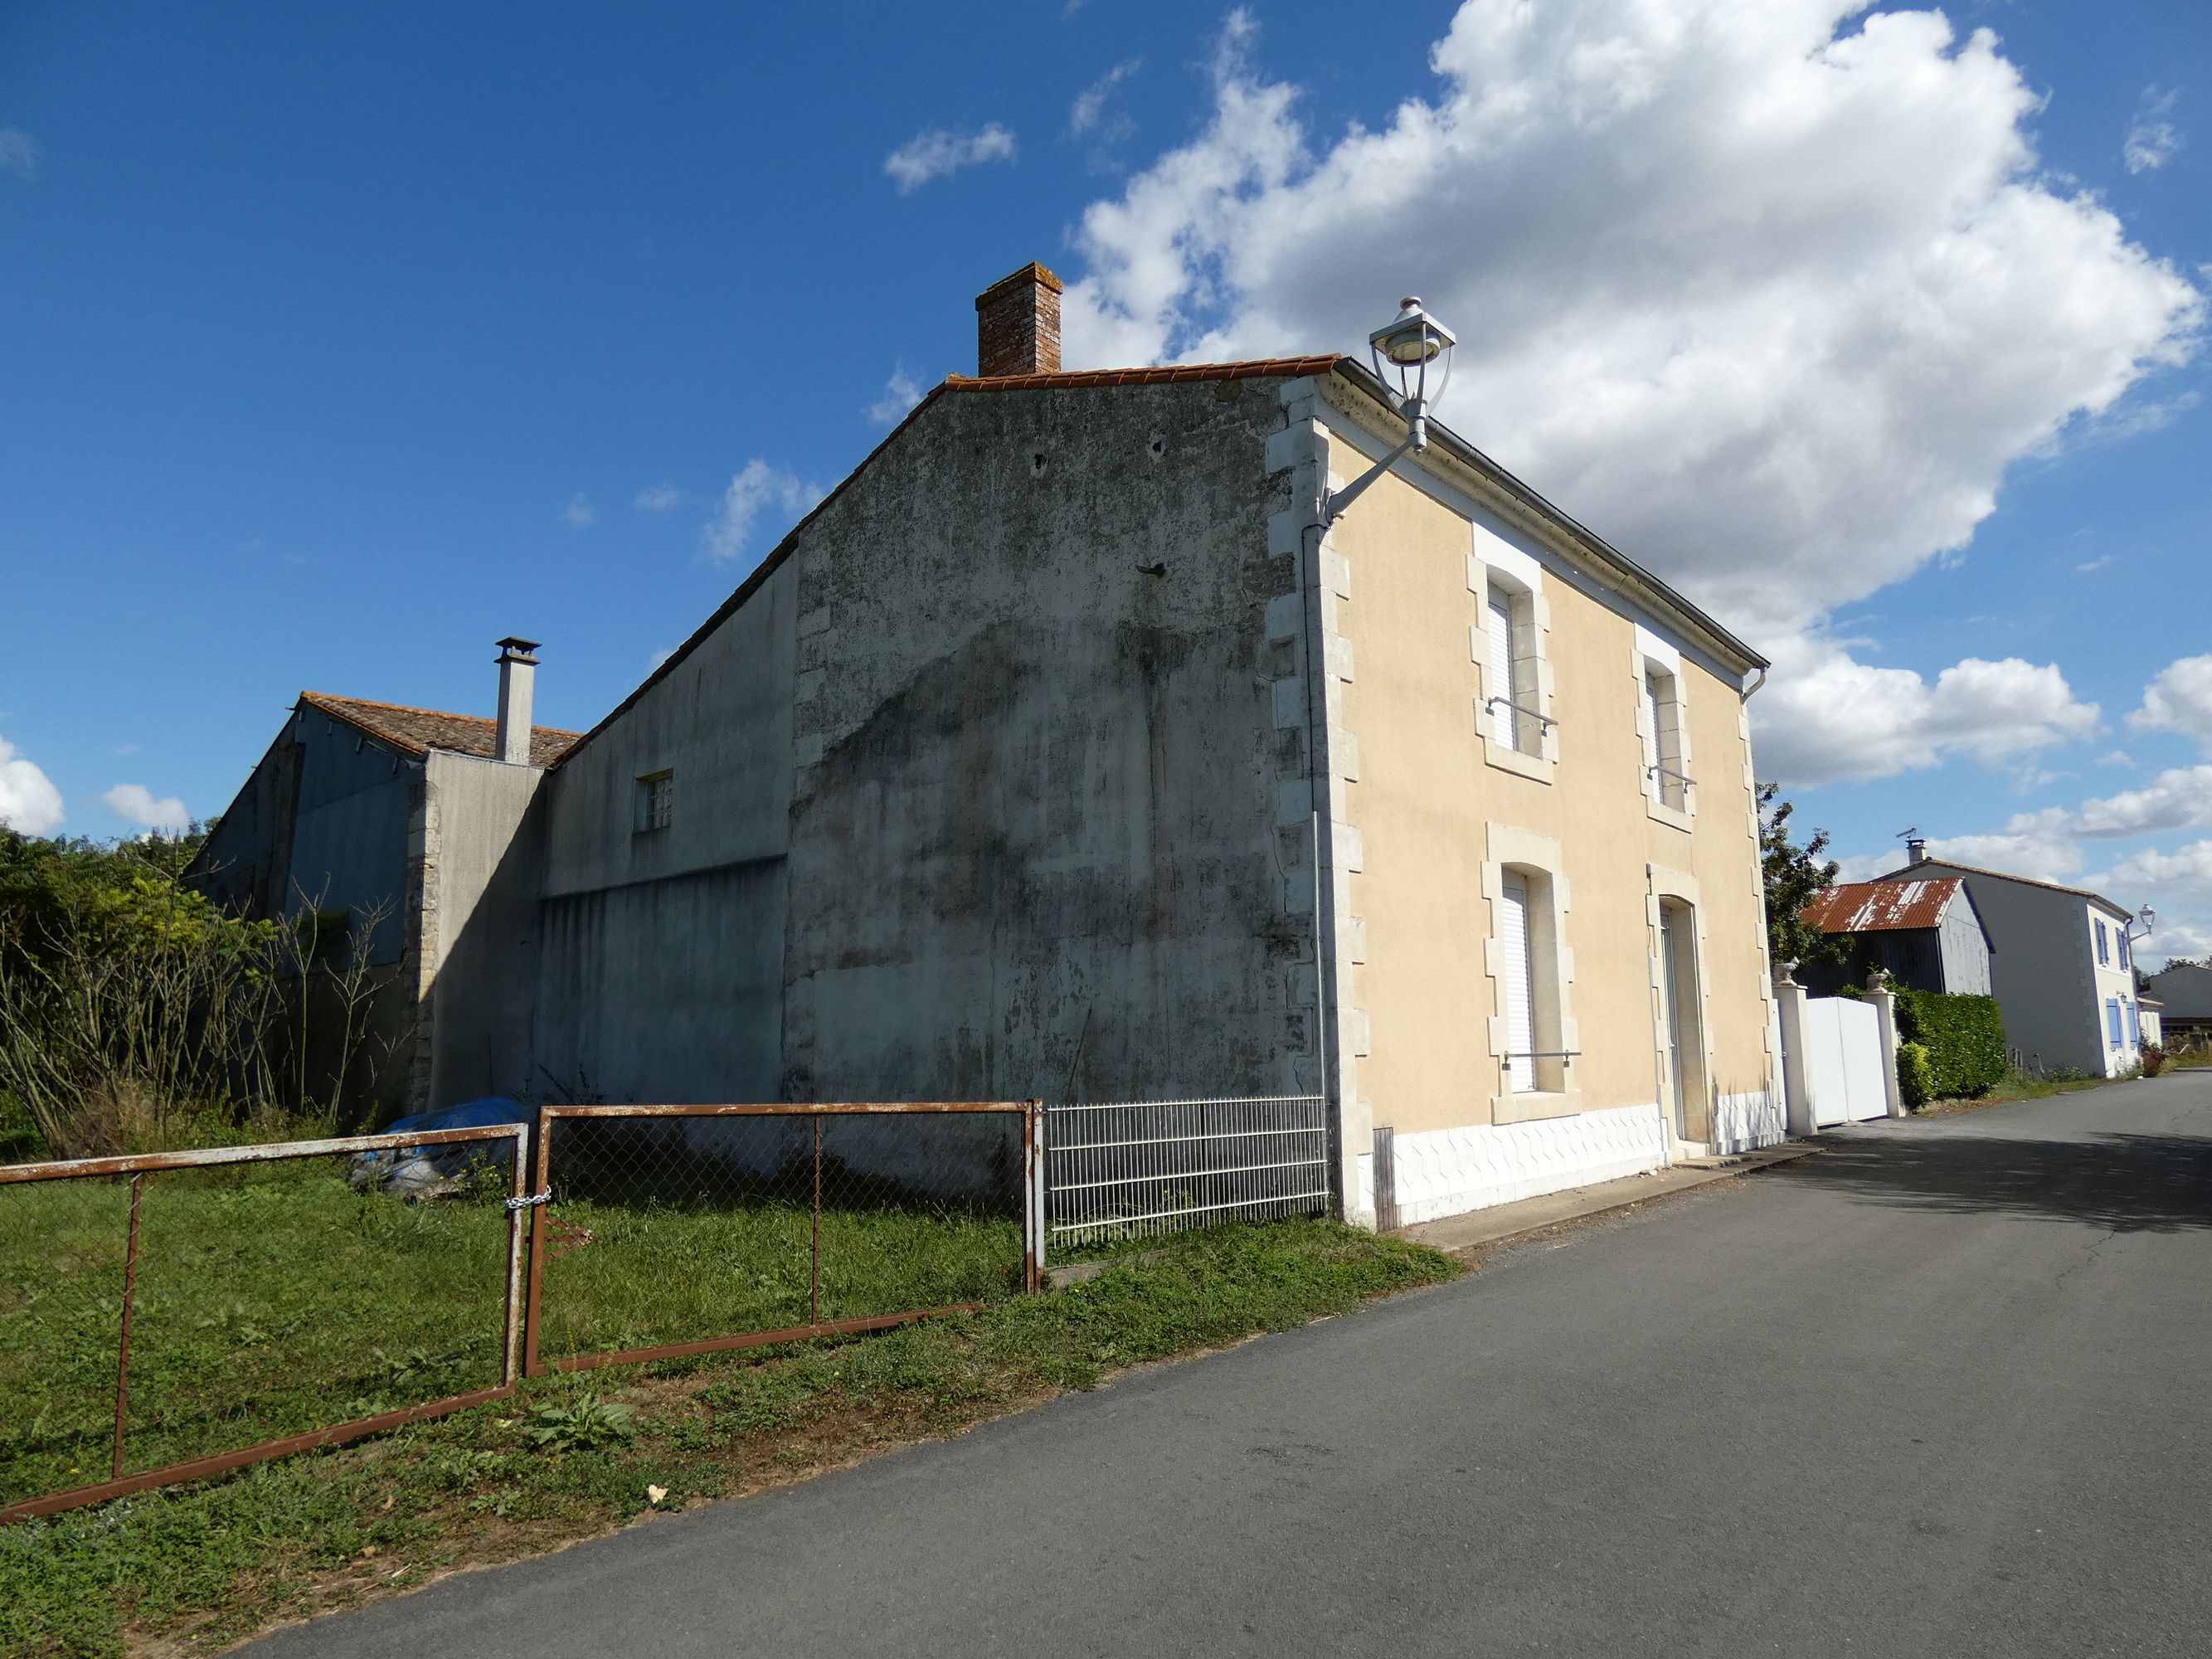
xmin=1874 ymin=844 xmax=2147 ymax=1078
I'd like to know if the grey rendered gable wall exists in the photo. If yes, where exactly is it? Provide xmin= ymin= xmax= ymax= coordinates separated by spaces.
xmin=286 ymin=711 xmax=420 ymax=965
xmin=2145 ymin=962 xmax=2212 ymax=1020
xmin=778 ymin=378 xmax=1301 ymax=1105
xmin=527 ymin=560 xmax=799 ymax=1104
xmin=1922 ymin=866 xmax=2098 ymax=1072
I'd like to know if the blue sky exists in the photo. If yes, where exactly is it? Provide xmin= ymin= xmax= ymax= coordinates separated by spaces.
xmin=2 ymin=2 xmax=2209 ymax=954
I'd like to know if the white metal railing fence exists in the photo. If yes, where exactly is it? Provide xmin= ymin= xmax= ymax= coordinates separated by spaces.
xmin=1044 ymin=1096 xmax=1331 ymax=1252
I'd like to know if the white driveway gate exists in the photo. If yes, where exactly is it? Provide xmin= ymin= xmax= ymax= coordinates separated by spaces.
xmin=1801 ymin=997 xmax=1890 ymax=1126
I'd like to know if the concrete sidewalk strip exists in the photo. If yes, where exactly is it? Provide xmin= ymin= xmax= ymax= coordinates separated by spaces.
xmin=1401 ymin=1141 xmax=1820 ymax=1256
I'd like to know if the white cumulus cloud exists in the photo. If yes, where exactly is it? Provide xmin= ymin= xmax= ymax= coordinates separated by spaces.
xmin=702 ymin=460 xmax=823 ymax=563
xmin=0 ymin=735 xmax=65 ymax=835
xmin=1071 ymin=60 xmax=1142 ymax=140
xmin=562 ymin=492 xmax=596 ymax=528
xmin=0 ymin=128 xmax=36 ymax=178
xmin=868 ymin=368 xmax=926 ymax=425
xmin=1060 ymin=3 xmax=2203 ymax=786
xmin=1752 ymin=645 xmax=2100 ymax=786
xmin=634 ymin=484 xmax=684 ymax=514
xmin=2128 ymin=654 xmax=2212 ymax=750
xmin=104 ymin=783 xmax=191 ymax=835
xmin=2125 ymin=86 xmax=2184 ymax=174
xmin=884 ymin=123 xmax=1017 ymax=193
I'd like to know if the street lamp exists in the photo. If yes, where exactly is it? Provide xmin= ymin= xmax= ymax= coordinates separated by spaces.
xmin=1369 ymin=296 xmax=1456 ymax=450
xmin=1323 ymin=296 xmax=1457 ymax=526
xmin=2131 ymin=904 xmax=2156 ymax=940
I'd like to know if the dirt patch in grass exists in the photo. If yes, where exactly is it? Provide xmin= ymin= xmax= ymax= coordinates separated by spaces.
xmin=1 ymin=1220 xmax=1458 ymax=1658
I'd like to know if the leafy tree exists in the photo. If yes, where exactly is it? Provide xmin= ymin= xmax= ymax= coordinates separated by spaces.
xmin=1758 ymin=782 xmax=1845 ymax=972
xmin=1 ymin=825 xmax=403 ymax=1160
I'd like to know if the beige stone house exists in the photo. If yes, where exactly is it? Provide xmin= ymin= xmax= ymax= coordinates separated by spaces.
xmin=192 ymin=263 xmax=1778 ymax=1228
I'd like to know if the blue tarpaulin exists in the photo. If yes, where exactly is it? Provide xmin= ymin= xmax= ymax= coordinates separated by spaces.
xmin=349 ymin=1097 xmax=540 ymax=1196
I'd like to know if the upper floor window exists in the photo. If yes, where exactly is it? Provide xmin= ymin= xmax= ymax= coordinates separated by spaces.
xmin=2094 ymin=917 xmax=2110 ymax=966
xmin=634 ymin=769 xmax=674 ymax=833
xmin=2118 ymin=929 xmax=2132 ymax=970
xmin=1642 ymin=666 xmax=1688 ymax=810
xmin=1485 ymin=583 xmax=1542 ymax=757
xmin=1470 ymin=531 xmax=1553 ymax=781
xmin=1634 ymin=625 xmax=1693 ymax=825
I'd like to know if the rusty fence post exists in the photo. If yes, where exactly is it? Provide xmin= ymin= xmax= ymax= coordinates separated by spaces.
xmin=111 ymin=1172 xmax=145 ymax=1481
xmin=810 ymin=1113 xmax=823 ymax=1328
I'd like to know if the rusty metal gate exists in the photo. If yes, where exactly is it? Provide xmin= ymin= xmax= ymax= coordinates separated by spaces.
xmin=1 ymin=1123 xmax=528 ymax=1524
xmin=521 ymin=1102 xmax=1043 ymax=1376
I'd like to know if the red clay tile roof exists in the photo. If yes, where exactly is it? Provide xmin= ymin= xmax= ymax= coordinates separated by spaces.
xmin=1801 ymin=877 xmax=1965 ymax=935
xmin=942 ymin=355 xmax=1346 ymax=392
xmin=299 ymin=692 xmax=580 ymax=767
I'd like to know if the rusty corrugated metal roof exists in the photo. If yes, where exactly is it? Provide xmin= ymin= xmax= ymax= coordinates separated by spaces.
xmin=299 ymin=692 xmax=581 ymax=768
xmin=1801 ymin=877 xmax=1964 ymax=935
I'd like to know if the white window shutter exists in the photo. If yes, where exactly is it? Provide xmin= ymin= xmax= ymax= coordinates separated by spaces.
xmin=1499 ymin=872 xmax=1536 ymax=1092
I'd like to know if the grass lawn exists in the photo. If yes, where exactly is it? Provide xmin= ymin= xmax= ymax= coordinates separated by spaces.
xmin=2 ymin=1214 xmax=1456 ymax=1657
xmin=1918 ymin=1067 xmax=2119 ymax=1114
xmin=2 ymin=1160 xmax=511 ymax=1507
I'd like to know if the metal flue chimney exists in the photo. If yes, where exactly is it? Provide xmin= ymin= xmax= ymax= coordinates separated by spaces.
xmin=494 ymin=637 xmax=540 ymax=766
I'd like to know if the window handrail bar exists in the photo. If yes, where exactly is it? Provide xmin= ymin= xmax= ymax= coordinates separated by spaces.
xmin=1505 ymin=1050 xmax=1582 ymax=1060
xmin=1646 ymin=763 xmax=1694 ymax=786
xmin=1484 ymin=695 xmax=1558 ymax=731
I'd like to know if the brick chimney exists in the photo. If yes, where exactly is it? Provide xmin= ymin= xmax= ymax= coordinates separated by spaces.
xmin=494 ymin=636 xmax=540 ymax=766
xmin=975 ymin=262 xmax=1062 ymax=377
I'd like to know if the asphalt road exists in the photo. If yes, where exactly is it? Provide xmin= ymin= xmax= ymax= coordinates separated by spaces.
xmin=250 ymin=1074 xmax=2212 ymax=1657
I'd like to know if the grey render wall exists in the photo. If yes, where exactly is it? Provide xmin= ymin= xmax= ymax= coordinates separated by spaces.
xmin=527 ymin=558 xmax=800 ymax=1104
xmin=283 ymin=707 xmax=418 ymax=964
xmin=421 ymin=751 xmax=547 ymax=1107
xmin=2145 ymin=963 xmax=2212 ymax=1027
xmin=190 ymin=704 xmax=418 ymax=964
xmin=1903 ymin=864 xmax=2100 ymax=1072
xmin=189 ymin=727 xmax=304 ymax=921
xmin=187 ymin=703 xmax=425 ymax=1126
xmin=1937 ymin=895 xmax=1993 ymax=995
xmin=778 ymin=379 xmax=1300 ymax=1107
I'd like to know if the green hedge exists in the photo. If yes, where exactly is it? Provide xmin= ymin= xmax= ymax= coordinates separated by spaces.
xmin=1896 ymin=1042 xmax=1935 ymax=1108
xmin=1893 ymin=989 xmax=2005 ymax=1100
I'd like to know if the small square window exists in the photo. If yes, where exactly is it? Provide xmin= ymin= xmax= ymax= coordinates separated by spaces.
xmin=634 ymin=770 xmax=673 ymax=833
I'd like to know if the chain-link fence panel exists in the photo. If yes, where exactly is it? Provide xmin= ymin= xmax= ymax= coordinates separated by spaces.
xmin=525 ymin=1104 xmax=1040 ymax=1374
xmin=1 ymin=1125 xmax=527 ymax=1522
